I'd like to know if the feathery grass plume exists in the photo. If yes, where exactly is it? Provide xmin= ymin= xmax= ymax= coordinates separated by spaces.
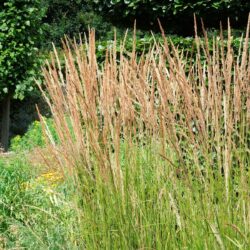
xmin=37 ymin=16 xmax=250 ymax=248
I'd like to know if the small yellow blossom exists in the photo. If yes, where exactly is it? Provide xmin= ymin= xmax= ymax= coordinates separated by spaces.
xmin=23 ymin=171 xmax=63 ymax=192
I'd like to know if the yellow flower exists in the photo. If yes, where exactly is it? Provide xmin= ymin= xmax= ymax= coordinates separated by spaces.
xmin=23 ymin=171 xmax=63 ymax=192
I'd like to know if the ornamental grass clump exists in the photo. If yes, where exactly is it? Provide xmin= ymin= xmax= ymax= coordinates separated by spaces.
xmin=38 ymin=17 xmax=250 ymax=249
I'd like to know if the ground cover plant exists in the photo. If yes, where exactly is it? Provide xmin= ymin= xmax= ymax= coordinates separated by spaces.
xmin=0 ymin=156 xmax=80 ymax=249
xmin=1 ymin=17 xmax=250 ymax=249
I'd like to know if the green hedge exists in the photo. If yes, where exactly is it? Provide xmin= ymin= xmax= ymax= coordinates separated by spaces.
xmin=90 ymin=0 xmax=250 ymax=34
xmin=90 ymin=0 xmax=249 ymax=19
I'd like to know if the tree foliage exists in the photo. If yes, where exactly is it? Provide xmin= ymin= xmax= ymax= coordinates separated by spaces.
xmin=0 ymin=0 xmax=45 ymax=150
xmin=0 ymin=0 xmax=45 ymax=100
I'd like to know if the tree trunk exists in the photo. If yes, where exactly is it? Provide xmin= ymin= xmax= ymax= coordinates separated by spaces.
xmin=1 ymin=95 xmax=11 ymax=151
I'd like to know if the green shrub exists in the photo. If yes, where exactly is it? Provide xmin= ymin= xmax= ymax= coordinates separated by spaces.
xmin=10 ymin=118 xmax=58 ymax=152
